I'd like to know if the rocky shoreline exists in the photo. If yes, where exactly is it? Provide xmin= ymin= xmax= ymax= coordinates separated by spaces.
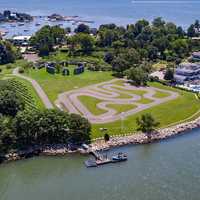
xmin=1 ymin=116 xmax=200 ymax=164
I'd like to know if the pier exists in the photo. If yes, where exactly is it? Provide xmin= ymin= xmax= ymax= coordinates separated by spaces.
xmin=85 ymin=150 xmax=127 ymax=167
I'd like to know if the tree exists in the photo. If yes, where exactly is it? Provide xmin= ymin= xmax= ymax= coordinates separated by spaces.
xmin=0 ymin=90 xmax=25 ymax=117
xmin=74 ymin=23 xmax=90 ymax=34
xmin=152 ymin=17 xmax=165 ymax=28
xmin=68 ymin=113 xmax=91 ymax=144
xmin=51 ymin=25 xmax=65 ymax=44
xmin=0 ymin=117 xmax=15 ymax=154
xmin=112 ymin=48 xmax=141 ymax=76
xmin=170 ymin=39 xmax=189 ymax=58
xmin=76 ymin=33 xmax=94 ymax=54
xmin=136 ymin=114 xmax=160 ymax=140
xmin=126 ymin=67 xmax=148 ymax=86
xmin=187 ymin=24 xmax=196 ymax=37
xmin=12 ymin=109 xmax=91 ymax=148
xmin=30 ymin=25 xmax=65 ymax=56
xmin=194 ymin=20 xmax=200 ymax=31
xmin=98 ymin=29 xmax=117 ymax=47
xmin=104 ymin=52 xmax=114 ymax=64
xmin=147 ymin=46 xmax=159 ymax=60
xmin=177 ymin=26 xmax=185 ymax=38
xmin=104 ymin=133 xmax=110 ymax=142
xmin=134 ymin=19 xmax=149 ymax=36
xmin=164 ymin=68 xmax=174 ymax=81
xmin=0 ymin=40 xmax=16 ymax=65
xmin=69 ymin=33 xmax=94 ymax=54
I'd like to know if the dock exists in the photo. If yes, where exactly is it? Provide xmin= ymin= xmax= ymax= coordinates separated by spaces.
xmin=85 ymin=150 xmax=127 ymax=167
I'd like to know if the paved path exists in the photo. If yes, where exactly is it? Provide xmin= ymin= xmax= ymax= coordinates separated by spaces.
xmin=13 ymin=68 xmax=54 ymax=109
xmin=56 ymin=79 xmax=179 ymax=124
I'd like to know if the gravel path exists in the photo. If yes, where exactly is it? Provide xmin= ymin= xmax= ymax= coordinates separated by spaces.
xmin=13 ymin=68 xmax=54 ymax=109
xmin=56 ymin=79 xmax=179 ymax=124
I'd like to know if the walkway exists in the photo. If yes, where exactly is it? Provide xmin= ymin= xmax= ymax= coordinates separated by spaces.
xmin=13 ymin=68 xmax=54 ymax=109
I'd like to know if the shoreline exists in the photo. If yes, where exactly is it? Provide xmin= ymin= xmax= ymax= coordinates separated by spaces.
xmin=1 ymin=114 xmax=200 ymax=164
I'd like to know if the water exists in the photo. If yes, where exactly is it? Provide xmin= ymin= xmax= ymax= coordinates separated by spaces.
xmin=1 ymin=128 xmax=200 ymax=200
xmin=0 ymin=0 xmax=200 ymax=38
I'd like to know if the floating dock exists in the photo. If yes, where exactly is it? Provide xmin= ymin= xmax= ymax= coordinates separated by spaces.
xmin=85 ymin=151 xmax=127 ymax=167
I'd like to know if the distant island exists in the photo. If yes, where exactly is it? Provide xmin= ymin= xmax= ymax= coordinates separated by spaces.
xmin=0 ymin=10 xmax=33 ymax=23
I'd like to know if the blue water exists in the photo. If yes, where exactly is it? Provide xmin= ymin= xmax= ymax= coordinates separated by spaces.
xmin=1 ymin=0 xmax=200 ymax=25
xmin=1 ymin=128 xmax=200 ymax=200
xmin=0 ymin=0 xmax=200 ymax=29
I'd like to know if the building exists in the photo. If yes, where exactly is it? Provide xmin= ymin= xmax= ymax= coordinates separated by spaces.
xmin=12 ymin=35 xmax=31 ymax=46
xmin=191 ymin=51 xmax=200 ymax=61
xmin=174 ymin=63 xmax=200 ymax=84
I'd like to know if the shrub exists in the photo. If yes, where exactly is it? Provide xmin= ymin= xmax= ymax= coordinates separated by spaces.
xmin=104 ymin=133 xmax=110 ymax=142
xmin=6 ymin=64 xmax=13 ymax=69
xmin=18 ymin=68 xmax=24 ymax=74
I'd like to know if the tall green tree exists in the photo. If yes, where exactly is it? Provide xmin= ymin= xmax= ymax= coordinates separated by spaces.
xmin=136 ymin=114 xmax=160 ymax=140
xmin=0 ymin=40 xmax=16 ymax=65
xmin=74 ymin=24 xmax=90 ymax=34
xmin=0 ymin=90 xmax=25 ymax=117
xmin=126 ymin=67 xmax=148 ymax=86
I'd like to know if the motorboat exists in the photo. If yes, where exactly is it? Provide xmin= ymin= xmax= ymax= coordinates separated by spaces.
xmin=112 ymin=152 xmax=128 ymax=162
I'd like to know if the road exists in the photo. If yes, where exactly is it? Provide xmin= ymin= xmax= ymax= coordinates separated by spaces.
xmin=13 ymin=68 xmax=54 ymax=109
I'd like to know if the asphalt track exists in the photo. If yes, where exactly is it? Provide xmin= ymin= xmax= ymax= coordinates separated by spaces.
xmin=56 ymin=79 xmax=179 ymax=124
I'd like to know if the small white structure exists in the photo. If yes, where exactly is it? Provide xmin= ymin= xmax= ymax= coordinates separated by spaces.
xmin=12 ymin=35 xmax=31 ymax=46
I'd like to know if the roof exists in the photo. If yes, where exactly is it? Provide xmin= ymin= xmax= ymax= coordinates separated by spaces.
xmin=13 ymin=35 xmax=31 ymax=40
xmin=174 ymin=75 xmax=187 ymax=81
xmin=192 ymin=51 xmax=200 ymax=58
xmin=178 ymin=63 xmax=200 ymax=71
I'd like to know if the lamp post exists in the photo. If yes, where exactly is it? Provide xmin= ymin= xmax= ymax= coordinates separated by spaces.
xmin=121 ymin=112 xmax=125 ymax=134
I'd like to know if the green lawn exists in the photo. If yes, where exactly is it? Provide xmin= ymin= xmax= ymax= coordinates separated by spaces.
xmin=111 ymin=86 xmax=148 ymax=96
xmin=91 ymin=82 xmax=200 ymax=138
xmin=78 ymin=95 xmax=107 ymax=115
xmin=153 ymin=90 xmax=170 ymax=98
xmin=107 ymin=104 xmax=137 ymax=114
xmin=78 ymin=95 xmax=137 ymax=116
xmin=136 ymin=98 xmax=154 ymax=104
xmin=26 ymin=67 xmax=113 ymax=102
xmin=24 ymin=67 xmax=200 ymax=139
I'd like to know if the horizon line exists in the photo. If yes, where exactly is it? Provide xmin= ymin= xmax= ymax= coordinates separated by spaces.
xmin=132 ymin=0 xmax=200 ymax=3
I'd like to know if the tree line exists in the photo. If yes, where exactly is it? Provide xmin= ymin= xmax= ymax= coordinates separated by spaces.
xmin=28 ymin=18 xmax=200 ymax=84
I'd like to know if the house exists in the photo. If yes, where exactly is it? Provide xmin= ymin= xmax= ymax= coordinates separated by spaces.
xmin=191 ymin=52 xmax=200 ymax=61
xmin=174 ymin=63 xmax=200 ymax=84
xmin=12 ymin=35 xmax=31 ymax=46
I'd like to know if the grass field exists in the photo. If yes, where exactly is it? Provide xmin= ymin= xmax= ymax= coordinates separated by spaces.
xmin=108 ymin=104 xmax=137 ymax=114
xmin=24 ymin=67 xmax=200 ymax=139
xmin=78 ymin=95 xmax=107 ymax=115
xmin=78 ymin=95 xmax=137 ymax=115
xmin=26 ymin=67 xmax=113 ymax=102
xmin=91 ymin=82 xmax=200 ymax=138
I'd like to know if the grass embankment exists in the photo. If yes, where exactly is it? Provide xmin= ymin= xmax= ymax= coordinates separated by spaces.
xmin=26 ymin=67 xmax=113 ymax=102
xmin=0 ymin=77 xmax=45 ymax=110
xmin=108 ymin=104 xmax=137 ymax=114
xmin=12 ymin=77 xmax=45 ymax=109
xmin=91 ymin=82 xmax=200 ymax=138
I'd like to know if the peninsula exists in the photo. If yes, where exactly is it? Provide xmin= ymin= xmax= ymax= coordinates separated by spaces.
xmin=0 ymin=10 xmax=33 ymax=23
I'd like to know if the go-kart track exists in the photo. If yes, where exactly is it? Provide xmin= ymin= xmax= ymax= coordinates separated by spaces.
xmin=55 ymin=79 xmax=179 ymax=124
